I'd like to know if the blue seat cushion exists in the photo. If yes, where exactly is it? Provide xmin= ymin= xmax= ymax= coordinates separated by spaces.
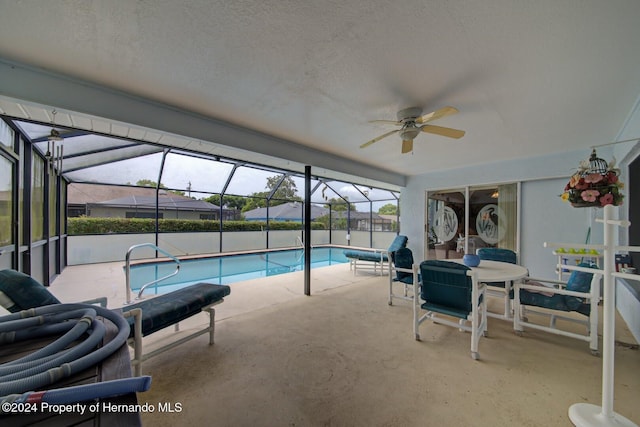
xmin=387 ymin=235 xmax=409 ymax=253
xmin=344 ymin=235 xmax=408 ymax=263
xmin=0 ymin=269 xmax=61 ymax=312
xmin=343 ymin=250 xmax=388 ymax=263
xmin=392 ymin=247 xmax=414 ymax=284
xmin=519 ymin=290 xmax=570 ymax=312
xmin=419 ymin=260 xmax=474 ymax=315
xmin=519 ymin=289 xmax=590 ymax=316
xmin=518 ymin=263 xmax=596 ymax=317
xmin=477 ymin=248 xmax=517 ymax=264
xmin=477 ymin=249 xmax=518 ymax=288
xmin=563 ymin=262 xmax=597 ymax=310
xmin=122 ymin=282 xmax=231 ymax=337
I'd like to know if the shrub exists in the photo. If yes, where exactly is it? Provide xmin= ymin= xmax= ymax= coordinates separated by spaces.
xmin=67 ymin=217 xmax=325 ymax=235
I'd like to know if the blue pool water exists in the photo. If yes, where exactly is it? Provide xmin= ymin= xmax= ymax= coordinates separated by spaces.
xmin=129 ymin=246 xmax=349 ymax=294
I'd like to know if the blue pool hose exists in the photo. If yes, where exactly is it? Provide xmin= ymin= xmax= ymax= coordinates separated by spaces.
xmin=0 ymin=303 xmax=151 ymax=408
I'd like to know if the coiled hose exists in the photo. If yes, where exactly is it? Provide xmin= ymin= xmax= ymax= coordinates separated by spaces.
xmin=0 ymin=303 xmax=151 ymax=410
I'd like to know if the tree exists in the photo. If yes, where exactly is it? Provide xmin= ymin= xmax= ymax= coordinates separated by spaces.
xmin=266 ymin=175 xmax=299 ymax=201
xmin=242 ymin=175 xmax=302 ymax=212
xmin=136 ymin=179 xmax=164 ymax=188
xmin=135 ymin=179 xmax=185 ymax=196
xmin=323 ymin=197 xmax=356 ymax=212
xmin=378 ymin=203 xmax=398 ymax=215
xmin=204 ymin=194 xmax=247 ymax=210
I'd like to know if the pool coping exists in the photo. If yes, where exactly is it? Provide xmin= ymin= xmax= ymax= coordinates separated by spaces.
xmin=127 ymin=243 xmax=357 ymax=267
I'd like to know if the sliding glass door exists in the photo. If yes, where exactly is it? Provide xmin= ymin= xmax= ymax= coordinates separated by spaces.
xmin=426 ymin=183 xmax=518 ymax=259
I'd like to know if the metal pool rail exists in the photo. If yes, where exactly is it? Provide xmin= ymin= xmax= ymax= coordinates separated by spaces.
xmin=125 ymin=243 xmax=181 ymax=304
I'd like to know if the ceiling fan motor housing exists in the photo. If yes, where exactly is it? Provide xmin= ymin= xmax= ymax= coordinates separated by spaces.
xmin=396 ymin=106 xmax=423 ymax=121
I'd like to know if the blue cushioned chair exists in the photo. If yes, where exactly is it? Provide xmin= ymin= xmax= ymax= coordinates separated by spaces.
xmin=344 ymin=234 xmax=408 ymax=276
xmin=413 ymin=260 xmax=487 ymax=360
xmin=476 ymin=247 xmax=518 ymax=320
xmin=513 ymin=262 xmax=602 ymax=354
xmin=0 ymin=269 xmax=230 ymax=375
xmin=388 ymin=247 xmax=417 ymax=305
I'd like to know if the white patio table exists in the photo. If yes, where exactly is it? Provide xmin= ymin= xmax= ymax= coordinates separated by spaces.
xmin=451 ymin=259 xmax=529 ymax=320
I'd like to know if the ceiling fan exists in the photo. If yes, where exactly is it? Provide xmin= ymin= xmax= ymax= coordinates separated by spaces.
xmin=361 ymin=106 xmax=465 ymax=154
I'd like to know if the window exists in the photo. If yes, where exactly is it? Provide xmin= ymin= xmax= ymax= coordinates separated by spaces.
xmin=126 ymin=212 xmax=163 ymax=219
xmin=0 ymin=155 xmax=13 ymax=246
xmin=0 ymin=120 xmax=14 ymax=151
xmin=31 ymin=155 xmax=45 ymax=241
xmin=199 ymin=213 xmax=218 ymax=220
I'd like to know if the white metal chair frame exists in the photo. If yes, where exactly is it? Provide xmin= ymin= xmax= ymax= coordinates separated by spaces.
xmin=347 ymin=249 xmax=390 ymax=276
xmin=412 ymin=264 xmax=488 ymax=360
xmin=513 ymin=263 xmax=602 ymax=355
xmin=388 ymin=260 xmax=414 ymax=305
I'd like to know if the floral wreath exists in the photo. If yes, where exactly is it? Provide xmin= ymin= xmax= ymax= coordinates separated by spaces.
xmin=561 ymin=149 xmax=624 ymax=208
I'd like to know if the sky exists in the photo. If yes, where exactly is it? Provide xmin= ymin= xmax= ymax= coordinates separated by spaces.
xmin=65 ymin=152 xmax=397 ymax=212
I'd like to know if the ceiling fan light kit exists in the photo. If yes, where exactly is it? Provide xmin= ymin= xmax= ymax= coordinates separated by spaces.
xmin=361 ymin=106 xmax=465 ymax=154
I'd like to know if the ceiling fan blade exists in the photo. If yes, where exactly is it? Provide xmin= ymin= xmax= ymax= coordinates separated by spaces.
xmin=368 ymin=119 xmax=402 ymax=126
xmin=420 ymin=124 xmax=465 ymax=139
xmin=360 ymin=129 xmax=401 ymax=148
xmin=416 ymin=106 xmax=459 ymax=124
xmin=401 ymin=139 xmax=413 ymax=154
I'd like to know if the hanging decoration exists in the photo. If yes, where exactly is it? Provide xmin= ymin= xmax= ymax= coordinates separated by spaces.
xmin=561 ymin=149 xmax=623 ymax=208
xmin=46 ymin=110 xmax=64 ymax=176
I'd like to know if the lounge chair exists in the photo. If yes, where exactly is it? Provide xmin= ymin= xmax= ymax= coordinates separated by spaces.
xmin=513 ymin=262 xmax=602 ymax=354
xmin=343 ymin=235 xmax=408 ymax=275
xmin=0 ymin=269 xmax=230 ymax=375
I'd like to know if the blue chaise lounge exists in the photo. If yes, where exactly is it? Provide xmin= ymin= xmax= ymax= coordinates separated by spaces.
xmin=343 ymin=234 xmax=408 ymax=275
xmin=0 ymin=269 xmax=230 ymax=375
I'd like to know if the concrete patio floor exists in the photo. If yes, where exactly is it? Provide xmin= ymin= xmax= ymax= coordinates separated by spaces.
xmin=47 ymin=261 xmax=639 ymax=427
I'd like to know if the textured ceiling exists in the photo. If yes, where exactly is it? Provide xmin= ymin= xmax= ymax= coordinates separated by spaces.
xmin=1 ymin=0 xmax=640 ymax=186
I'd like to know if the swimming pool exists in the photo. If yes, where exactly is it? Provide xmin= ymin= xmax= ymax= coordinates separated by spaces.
xmin=128 ymin=246 xmax=349 ymax=294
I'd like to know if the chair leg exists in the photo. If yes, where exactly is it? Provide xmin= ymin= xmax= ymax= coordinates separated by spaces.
xmin=206 ymin=307 xmax=216 ymax=345
xmin=413 ymin=307 xmax=421 ymax=341
xmin=504 ymin=291 xmax=511 ymax=319
xmin=513 ymin=288 xmax=524 ymax=335
xmin=470 ymin=312 xmax=480 ymax=360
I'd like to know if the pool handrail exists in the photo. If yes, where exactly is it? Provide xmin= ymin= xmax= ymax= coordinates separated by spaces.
xmin=125 ymin=243 xmax=181 ymax=304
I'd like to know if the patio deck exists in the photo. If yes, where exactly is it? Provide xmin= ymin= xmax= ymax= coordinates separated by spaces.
xmin=47 ymin=262 xmax=639 ymax=426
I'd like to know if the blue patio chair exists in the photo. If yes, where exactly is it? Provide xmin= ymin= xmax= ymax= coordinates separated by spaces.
xmin=388 ymin=247 xmax=417 ymax=305
xmin=343 ymin=234 xmax=408 ymax=275
xmin=476 ymin=247 xmax=518 ymax=319
xmin=513 ymin=262 xmax=602 ymax=354
xmin=0 ymin=269 xmax=230 ymax=375
xmin=414 ymin=260 xmax=488 ymax=360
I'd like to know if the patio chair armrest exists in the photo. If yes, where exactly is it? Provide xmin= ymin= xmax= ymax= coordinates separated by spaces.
xmin=515 ymin=282 xmax=592 ymax=298
xmin=522 ymin=277 xmax=568 ymax=287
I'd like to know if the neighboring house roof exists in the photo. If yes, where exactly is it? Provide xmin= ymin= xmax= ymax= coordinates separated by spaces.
xmin=243 ymin=202 xmax=329 ymax=221
xmin=94 ymin=194 xmax=219 ymax=211
xmin=67 ymin=183 xmax=160 ymax=205
xmin=67 ymin=183 xmax=222 ymax=211
xmin=379 ymin=214 xmax=398 ymax=222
